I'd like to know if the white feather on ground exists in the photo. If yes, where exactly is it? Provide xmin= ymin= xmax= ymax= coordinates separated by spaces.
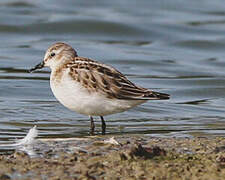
xmin=104 ymin=137 xmax=120 ymax=145
xmin=0 ymin=126 xmax=38 ymax=147
xmin=15 ymin=125 xmax=38 ymax=146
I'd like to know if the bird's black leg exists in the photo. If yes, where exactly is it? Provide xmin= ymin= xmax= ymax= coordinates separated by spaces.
xmin=90 ymin=116 xmax=95 ymax=135
xmin=100 ymin=116 xmax=106 ymax=135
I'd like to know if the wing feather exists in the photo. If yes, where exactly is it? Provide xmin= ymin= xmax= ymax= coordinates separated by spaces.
xmin=67 ymin=57 xmax=170 ymax=100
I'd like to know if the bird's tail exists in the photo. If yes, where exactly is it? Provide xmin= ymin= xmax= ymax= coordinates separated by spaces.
xmin=142 ymin=91 xmax=170 ymax=100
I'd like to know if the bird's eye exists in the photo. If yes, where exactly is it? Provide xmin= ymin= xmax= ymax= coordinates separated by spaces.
xmin=50 ymin=52 xmax=55 ymax=57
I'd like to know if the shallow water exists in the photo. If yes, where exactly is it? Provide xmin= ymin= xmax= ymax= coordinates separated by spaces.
xmin=1 ymin=0 xmax=225 ymax=146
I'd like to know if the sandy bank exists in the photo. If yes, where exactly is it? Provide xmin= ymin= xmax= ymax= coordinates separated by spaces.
xmin=0 ymin=136 xmax=225 ymax=179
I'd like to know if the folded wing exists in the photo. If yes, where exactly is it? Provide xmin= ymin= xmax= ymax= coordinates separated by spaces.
xmin=68 ymin=57 xmax=170 ymax=100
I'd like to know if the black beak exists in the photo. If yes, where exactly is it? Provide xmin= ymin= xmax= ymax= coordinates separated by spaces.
xmin=29 ymin=61 xmax=45 ymax=73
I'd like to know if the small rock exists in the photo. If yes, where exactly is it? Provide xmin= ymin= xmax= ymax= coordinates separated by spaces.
xmin=122 ymin=144 xmax=166 ymax=160
xmin=13 ymin=151 xmax=29 ymax=159
xmin=216 ymin=155 xmax=225 ymax=163
xmin=214 ymin=146 xmax=225 ymax=153
xmin=0 ymin=174 xmax=11 ymax=180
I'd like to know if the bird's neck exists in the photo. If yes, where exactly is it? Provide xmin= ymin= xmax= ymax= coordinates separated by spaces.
xmin=50 ymin=63 xmax=67 ymax=84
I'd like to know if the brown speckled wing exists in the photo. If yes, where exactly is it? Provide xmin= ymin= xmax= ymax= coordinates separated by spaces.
xmin=67 ymin=57 xmax=170 ymax=100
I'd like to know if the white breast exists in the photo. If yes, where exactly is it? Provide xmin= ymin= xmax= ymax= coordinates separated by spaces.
xmin=50 ymin=69 xmax=146 ymax=116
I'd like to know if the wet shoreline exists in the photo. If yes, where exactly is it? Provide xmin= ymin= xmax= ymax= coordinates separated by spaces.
xmin=0 ymin=135 xmax=225 ymax=179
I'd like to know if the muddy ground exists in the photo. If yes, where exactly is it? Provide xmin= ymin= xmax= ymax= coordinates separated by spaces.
xmin=0 ymin=135 xmax=225 ymax=180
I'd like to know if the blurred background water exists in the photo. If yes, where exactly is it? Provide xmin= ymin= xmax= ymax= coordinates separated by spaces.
xmin=1 ymin=0 xmax=225 ymax=148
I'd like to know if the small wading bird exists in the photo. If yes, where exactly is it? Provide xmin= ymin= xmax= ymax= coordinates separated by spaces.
xmin=29 ymin=42 xmax=170 ymax=135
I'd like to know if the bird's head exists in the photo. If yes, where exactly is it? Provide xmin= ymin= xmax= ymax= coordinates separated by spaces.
xmin=29 ymin=42 xmax=78 ymax=72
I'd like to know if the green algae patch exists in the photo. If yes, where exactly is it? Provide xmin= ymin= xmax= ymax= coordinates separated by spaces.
xmin=0 ymin=136 xmax=225 ymax=179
